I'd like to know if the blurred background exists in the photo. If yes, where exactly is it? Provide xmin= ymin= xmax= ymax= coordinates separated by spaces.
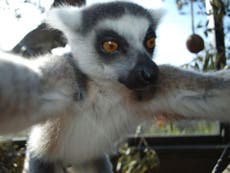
xmin=0 ymin=0 xmax=229 ymax=173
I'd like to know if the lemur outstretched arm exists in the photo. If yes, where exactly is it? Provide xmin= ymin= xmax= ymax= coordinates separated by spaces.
xmin=144 ymin=65 xmax=230 ymax=122
xmin=0 ymin=52 xmax=73 ymax=134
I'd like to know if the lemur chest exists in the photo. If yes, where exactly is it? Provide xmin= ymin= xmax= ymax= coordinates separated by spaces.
xmin=57 ymin=84 xmax=138 ymax=163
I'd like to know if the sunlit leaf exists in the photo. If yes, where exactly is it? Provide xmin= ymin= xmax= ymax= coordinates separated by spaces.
xmin=176 ymin=0 xmax=183 ymax=10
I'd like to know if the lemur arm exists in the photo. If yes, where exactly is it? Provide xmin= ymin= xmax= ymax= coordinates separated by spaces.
xmin=0 ymin=52 xmax=73 ymax=134
xmin=146 ymin=65 xmax=230 ymax=122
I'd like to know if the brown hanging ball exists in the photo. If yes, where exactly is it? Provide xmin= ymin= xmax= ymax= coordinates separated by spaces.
xmin=186 ymin=34 xmax=204 ymax=53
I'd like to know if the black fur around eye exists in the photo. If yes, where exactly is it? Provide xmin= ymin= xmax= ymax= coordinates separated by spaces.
xmin=144 ymin=27 xmax=156 ymax=54
xmin=96 ymin=30 xmax=129 ymax=57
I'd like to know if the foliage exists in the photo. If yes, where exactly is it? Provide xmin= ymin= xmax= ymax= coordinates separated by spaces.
xmin=115 ymin=125 xmax=160 ymax=173
xmin=146 ymin=120 xmax=219 ymax=136
xmin=0 ymin=139 xmax=159 ymax=173
xmin=0 ymin=141 xmax=25 ymax=173
xmin=181 ymin=49 xmax=219 ymax=71
xmin=116 ymin=142 xmax=159 ymax=173
xmin=176 ymin=0 xmax=230 ymax=71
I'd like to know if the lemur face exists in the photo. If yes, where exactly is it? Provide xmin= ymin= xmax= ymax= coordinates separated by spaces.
xmin=47 ymin=1 xmax=161 ymax=90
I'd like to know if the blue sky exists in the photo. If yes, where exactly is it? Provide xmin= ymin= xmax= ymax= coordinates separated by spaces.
xmin=0 ymin=0 xmax=206 ymax=66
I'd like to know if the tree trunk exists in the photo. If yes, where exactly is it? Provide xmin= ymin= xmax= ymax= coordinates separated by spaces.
xmin=211 ymin=0 xmax=226 ymax=70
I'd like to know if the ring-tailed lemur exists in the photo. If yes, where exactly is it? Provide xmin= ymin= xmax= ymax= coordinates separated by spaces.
xmin=0 ymin=1 xmax=229 ymax=173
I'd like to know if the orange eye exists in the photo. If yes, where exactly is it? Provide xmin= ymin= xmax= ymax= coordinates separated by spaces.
xmin=146 ymin=37 xmax=155 ymax=49
xmin=102 ymin=41 xmax=119 ymax=53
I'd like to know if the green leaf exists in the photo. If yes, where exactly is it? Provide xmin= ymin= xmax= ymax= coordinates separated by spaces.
xmin=176 ymin=0 xmax=183 ymax=10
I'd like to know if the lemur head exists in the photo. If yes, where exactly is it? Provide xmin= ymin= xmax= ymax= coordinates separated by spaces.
xmin=47 ymin=1 xmax=162 ymax=90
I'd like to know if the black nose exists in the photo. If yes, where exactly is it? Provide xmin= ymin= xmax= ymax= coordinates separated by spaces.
xmin=139 ymin=66 xmax=158 ymax=84
xmin=118 ymin=57 xmax=159 ymax=90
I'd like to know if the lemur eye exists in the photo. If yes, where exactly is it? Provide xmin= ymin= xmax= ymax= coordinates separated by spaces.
xmin=102 ymin=41 xmax=119 ymax=53
xmin=145 ymin=37 xmax=155 ymax=50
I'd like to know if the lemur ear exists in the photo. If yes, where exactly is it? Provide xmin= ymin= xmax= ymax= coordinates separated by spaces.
xmin=45 ymin=6 xmax=82 ymax=33
xmin=148 ymin=8 xmax=165 ymax=27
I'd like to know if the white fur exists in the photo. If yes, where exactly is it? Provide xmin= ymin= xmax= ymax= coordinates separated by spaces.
xmin=28 ymin=80 xmax=140 ymax=164
xmin=46 ymin=6 xmax=82 ymax=33
xmin=170 ymin=89 xmax=230 ymax=121
xmin=46 ymin=11 xmax=153 ymax=82
xmin=147 ymin=89 xmax=230 ymax=121
xmin=97 ymin=15 xmax=150 ymax=50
